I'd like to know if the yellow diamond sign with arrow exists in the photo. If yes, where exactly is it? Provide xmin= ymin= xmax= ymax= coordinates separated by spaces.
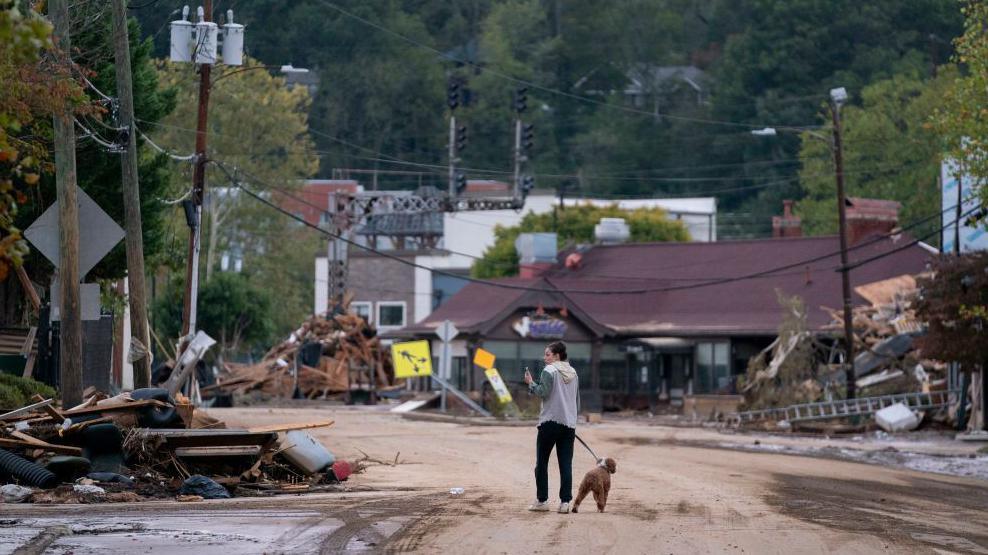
xmin=391 ymin=340 xmax=433 ymax=378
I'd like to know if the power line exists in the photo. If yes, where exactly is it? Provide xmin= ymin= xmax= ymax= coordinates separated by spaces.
xmin=135 ymin=125 xmax=196 ymax=161
xmin=135 ymin=116 xmax=933 ymax=196
xmin=214 ymin=160 xmax=956 ymax=297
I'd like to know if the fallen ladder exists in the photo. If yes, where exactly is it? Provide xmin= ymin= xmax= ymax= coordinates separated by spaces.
xmin=728 ymin=389 xmax=960 ymax=427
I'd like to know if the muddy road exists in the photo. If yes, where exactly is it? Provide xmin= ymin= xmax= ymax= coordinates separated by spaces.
xmin=2 ymin=406 xmax=986 ymax=554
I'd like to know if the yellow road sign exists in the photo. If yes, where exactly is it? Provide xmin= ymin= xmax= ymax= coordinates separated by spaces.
xmin=484 ymin=368 xmax=513 ymax=404
xmin=473 ymin=348 xmax=496 ymax=370
xmin=391 ymin=340 xmax=433 ymax=378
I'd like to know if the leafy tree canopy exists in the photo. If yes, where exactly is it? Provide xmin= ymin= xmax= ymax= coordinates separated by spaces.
xmin=796 ymin=69 xmax=954 ymax=243
xmin=472 ymin=204 xmax=690 ymax=278
xmin=151 ymin=56 xmax=320 ymax=343
xmin=935 ymin=0 xmax=988 ymax=216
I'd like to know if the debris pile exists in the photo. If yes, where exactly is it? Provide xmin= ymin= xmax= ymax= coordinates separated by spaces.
xmin=735 ymin=276 xmax=953 ymax=430
xmin=0 ymin=388 xmax=355 ymax=503
xmin=209 ymin=309 xmax=395 ymax=400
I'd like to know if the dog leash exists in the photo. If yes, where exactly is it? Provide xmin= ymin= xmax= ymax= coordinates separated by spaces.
xmin=575 ymin=434 xmax=602 ymax=463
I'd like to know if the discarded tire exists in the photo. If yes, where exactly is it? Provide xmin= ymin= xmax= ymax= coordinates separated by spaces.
xmin=81 ymin=423 xmax=125 ymax=474
xmin=130 ymin=388 xmax=181 ymax=428
xmin=0 ymin=448 xmax=59 ymax=489
xmin=45 ymin=456 xmax=92 ymax=482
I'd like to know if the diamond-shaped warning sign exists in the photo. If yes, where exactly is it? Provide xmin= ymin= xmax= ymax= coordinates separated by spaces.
xmin=23 ymin=189 xmax=125 ymax=277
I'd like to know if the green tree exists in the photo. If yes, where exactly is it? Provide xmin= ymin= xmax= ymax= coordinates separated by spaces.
xmin=472 ymin=204 xmax=690 ymax=278
xmin=935 ymin=0 xmax=988 ymax=213
xmin=151 ymin=56 xmax=319 ymax=342
xmin=60 ymin=15 xmax=177 ymax=279
xmin=796 ymin=70 xmax=954 ymax=242
xmin=0 ymin=1 xmax=57 ymax=282
xmin=708 ymin=0 xmax=961 ymax=216
xmin=152 ymin=271 xmax=275 ymax=360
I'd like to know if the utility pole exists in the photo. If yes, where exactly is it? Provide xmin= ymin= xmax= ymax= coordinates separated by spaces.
xmin=512 ymin=87 xmax=527 ymax=200
xmin=955 ymin=165 xmax=963 ymax=255
xmin=325 ymin=192 xmax=348 ymax=308
xmin=446 ymin=78 xmax=460 ymax=197
xmin=50 ymin=0 xmax=82 ymax=407
xmin=830 ymin=87 xmax=856 ymax=400
xmin=513 ymin=117 xmax=523 ymax=199
xmin=180 ymin=0 xmax=213 ymax=340
xmin=111 ymin=0 xmax=151 ymax=387
xmin=448 ymin=113 xmax=457 ymax=196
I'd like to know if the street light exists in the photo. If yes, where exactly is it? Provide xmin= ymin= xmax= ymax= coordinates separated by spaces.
xmin=211 ymin=64 xmax=311 ymax=87
xmin=752 ymin=86 xmax=858 ymax=400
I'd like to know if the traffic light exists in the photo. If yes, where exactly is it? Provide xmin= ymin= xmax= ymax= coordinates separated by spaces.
xmin=522 ymin=123 xmax=534 ymax=151
xmin=447 ymin=81 xmax=460 ymax=110
xmin=456 ymin=125 xmax=467 ymax=151
xmin=456 ymin=172 xmax=468 ymax=194
xmin=514 ymin=86 xmax=528 ymax=113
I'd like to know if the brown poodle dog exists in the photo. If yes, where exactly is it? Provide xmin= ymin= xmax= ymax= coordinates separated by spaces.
xmin=572 ymin=458 xmax=616 ymax=513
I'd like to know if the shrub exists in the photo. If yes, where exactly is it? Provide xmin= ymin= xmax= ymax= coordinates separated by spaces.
xmin=0 ymin=373 xmax=56 ymax=403
xmin=0 ymin=383 xmax=26 ymax=409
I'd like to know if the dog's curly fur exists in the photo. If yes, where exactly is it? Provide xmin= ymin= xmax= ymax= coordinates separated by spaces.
xmin=572 ymin=458 xmax=616 ymax=513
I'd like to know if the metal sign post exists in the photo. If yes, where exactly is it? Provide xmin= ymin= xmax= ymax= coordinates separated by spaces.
xmin=435 ymin=320 xmax=459 ymax=413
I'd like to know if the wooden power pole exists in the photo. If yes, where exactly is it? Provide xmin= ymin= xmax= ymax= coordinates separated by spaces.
xmin=111 ymin=0 xmax=152 ymax=387
xmin=831 ymin=97 xmax=856 ymax=401
xmin=181 ymin=0 xmax=213 ymax=340
xmin=50 ymin=0 xmax=82 ymax=407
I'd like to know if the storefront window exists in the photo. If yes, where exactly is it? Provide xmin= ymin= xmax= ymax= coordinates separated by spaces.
xmin=483 ymin=341 xmax=520 ymax=383
xmin=599 ymin=344 xmax=626 ymax=391
xmin=479 ymin=341 xmax=591 ymax=389
xmin=695 ymin=342 xmax=731 ymax=394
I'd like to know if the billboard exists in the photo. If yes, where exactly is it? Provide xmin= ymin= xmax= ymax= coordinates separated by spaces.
xmin=942 ymin=159 xmax=988 ymax=253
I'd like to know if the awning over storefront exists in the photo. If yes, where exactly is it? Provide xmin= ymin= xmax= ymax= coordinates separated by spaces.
xmin=628 ymin=337 xmax=695 ymax=350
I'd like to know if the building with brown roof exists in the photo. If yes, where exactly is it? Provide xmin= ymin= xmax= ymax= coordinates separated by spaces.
xmin=397 ymin=218 xmax=934 ymax=411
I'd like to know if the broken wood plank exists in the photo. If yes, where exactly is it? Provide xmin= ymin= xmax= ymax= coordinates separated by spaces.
xmin=245 ymin=420 xmax=335 ymax=434
xmin=0 ymin=398 xmax=54 ymax=421
xmin=0 ymin=437 xmax=82 ymax=455
xmin=174 ymin=445 xmax=262 ymax=457
xmin=62 ymin=416 xmax=113 ymax=434
xmin=134 ymin=428 xmax=278 ymax=448
xmin=68 ymin=394 xmax=102 ymax=412
xmin=62 ymin=399 xmax=168 ymax=417
xmin=31 ymin=394 xmax=65 ymax=423
xmin=20 ymin=326 xmax=37 ymax=356
xmin=15 ymin=265 xmax=40 ymax=314
xmin=21 ymin=351 xmax=36 ymax=379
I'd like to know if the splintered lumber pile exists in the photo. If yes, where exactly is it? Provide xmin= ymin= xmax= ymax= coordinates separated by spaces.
xmin=212 ymin=310 xmax=394 ymax=399
xmin=1 ymin=391 xmax=352 ymax=503
xmin=821 ymin=274 xmax=946 ymax=394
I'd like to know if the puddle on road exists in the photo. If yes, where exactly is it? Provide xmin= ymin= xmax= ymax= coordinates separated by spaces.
xmin=3 ymin=511 xmax=342 ymax=555
xmin=2 ymin=494 xmax=449 ymax=555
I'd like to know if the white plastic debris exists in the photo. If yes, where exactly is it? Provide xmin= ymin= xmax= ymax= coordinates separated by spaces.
xmin=280 ymin=431 xmax=335 ymax=474
xmin=73 ymin=484 xmax=106 ymax=495
xmin=875 ymin=403 xmax=920 ymax=433
xmin=1 ymin=484 xmax=33 ymax=503
xmin=449 ymin=487 xmax=465 ymax=495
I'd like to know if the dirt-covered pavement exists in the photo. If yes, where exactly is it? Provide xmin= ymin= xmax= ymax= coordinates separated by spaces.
xmin=2 ymin=405 xmax=987 ymax=554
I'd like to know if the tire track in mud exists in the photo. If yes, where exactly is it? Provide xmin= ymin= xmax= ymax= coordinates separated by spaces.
xmin=383 ymin=493 xmax=496 ymax=553
xmin=766 ymin=472 xmax=988 ymax=554
xmin=310 ymin=493 xmax=448 ymax=553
